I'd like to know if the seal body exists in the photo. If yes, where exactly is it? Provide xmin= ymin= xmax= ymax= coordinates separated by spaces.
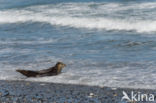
xmin=16 ymin=62 xmax=66 ymax=77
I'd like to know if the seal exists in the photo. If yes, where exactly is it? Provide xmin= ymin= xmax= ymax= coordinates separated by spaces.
xmin=16 ymin=62 xmax=66 ymax=77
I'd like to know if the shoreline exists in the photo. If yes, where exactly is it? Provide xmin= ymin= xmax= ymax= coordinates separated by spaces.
xmin=0 ymin=80 xmax=156 ymax=103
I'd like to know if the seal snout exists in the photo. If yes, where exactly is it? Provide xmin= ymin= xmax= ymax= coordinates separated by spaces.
xmin=63 ymin=63 xmax=66 ymax=67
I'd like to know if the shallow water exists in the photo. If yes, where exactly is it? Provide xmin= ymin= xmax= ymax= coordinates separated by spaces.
xmin=0 ymin=0 xmax=156 ymax=89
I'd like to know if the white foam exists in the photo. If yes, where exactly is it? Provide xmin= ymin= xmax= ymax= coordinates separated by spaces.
xmin=26 ymin=61 xmax=156 ymax=89
xmin=1 ymin=59 xmax=156 ymax=89
xmin=0 ymin=2 xmax=156 ymax=33
xmin=0 ymin=38 xmax=55 ymax=45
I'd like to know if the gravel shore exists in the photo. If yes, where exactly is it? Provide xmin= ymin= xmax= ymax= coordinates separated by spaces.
xmin=0 ymin=80 xmax=156 ymax=103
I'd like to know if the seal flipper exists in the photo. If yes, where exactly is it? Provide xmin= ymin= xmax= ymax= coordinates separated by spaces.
xmin=16 ymin=69 xmax=39 ymax=77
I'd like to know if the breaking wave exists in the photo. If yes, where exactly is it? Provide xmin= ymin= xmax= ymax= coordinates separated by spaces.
xmin=0 ymin=2 xmax=156 ymax=33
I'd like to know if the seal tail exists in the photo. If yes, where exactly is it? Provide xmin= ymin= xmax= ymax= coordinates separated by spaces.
xmin=16 ymin=69 xmax=39 ymax=77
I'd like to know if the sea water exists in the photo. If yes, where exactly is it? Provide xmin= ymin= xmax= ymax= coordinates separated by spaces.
xmin=0 ymin=0 xmax=156 ymax=89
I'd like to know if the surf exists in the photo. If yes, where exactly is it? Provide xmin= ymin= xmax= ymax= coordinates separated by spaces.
xmin=0 ymin=2 xmax=156 ymax=33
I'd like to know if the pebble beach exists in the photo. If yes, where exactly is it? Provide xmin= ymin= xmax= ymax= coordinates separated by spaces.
xmin=0 ymin=80 xmax=156 ymax=103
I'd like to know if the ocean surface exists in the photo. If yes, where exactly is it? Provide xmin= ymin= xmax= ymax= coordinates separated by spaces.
xmin=0 ymin=0 xmax=156 ymax=89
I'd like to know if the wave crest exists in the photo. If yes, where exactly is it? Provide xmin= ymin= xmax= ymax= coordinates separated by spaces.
xmin=0 ymin=2 xmax=156 ymax=33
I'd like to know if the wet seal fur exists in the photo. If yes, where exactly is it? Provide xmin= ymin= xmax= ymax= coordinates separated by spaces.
xmin=16 ymin=62 xmax=66 ymax=77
